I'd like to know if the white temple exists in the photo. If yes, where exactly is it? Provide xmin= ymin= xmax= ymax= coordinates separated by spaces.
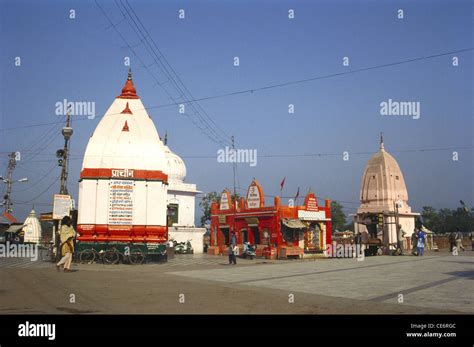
xmin=164 ymin=133 xmax=205 ymax=253
xmin=354 ymin=135 xmax=419 ymax=248
xmin=77 ymin=69 xmax=169 ymax=244
xmin=22 ymin=208 xmax=42 ymax=244
xmin=77 ymin=70 xmax=205 ymax=252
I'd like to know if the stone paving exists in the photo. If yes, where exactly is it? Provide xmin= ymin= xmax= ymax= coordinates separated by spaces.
xmin=167 ymin=253 xmax=474 ymax=313
xmin=1 ymin=251 xmax=472 ymax=314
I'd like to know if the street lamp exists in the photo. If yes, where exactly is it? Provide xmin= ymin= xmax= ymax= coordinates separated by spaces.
xmin=0 ymin=176 xmax=27 ymax=183
xmin=59 ymin=112 xmax=73 ymax=195
xmin=62 ymin=126 xmax=73 ymax=141
xmin=0 ymin=175 xmax=28 ymax=213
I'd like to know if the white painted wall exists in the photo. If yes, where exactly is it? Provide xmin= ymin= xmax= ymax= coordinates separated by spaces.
xmin=78 ymin=178 xmax=167 ymax=226
xmin=168 ymin=227 xmax=206 ymax=253
xmin=167 ymin=191 xmax=196 ymax=227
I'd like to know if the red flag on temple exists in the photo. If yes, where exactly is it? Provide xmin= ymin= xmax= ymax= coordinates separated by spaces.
xmin=280 ymin=177 xmax=286 ymax=191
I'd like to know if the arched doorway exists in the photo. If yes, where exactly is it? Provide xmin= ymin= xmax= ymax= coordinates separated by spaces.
xmin=241 ymin=229 xmax=248 ymax=243
xmin=251 ymin=227 xmax=260 ymax=244
xmin=220 ymin=227 xmax=230 ymax=245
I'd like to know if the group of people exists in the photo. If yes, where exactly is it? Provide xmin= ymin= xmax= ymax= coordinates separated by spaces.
xmin=448 ymin=227 xmax=465 ymax=254
xmin=410 ymin=227 xmax=426 ymax=256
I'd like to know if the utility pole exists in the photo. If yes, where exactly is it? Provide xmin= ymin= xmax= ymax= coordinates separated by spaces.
xmin=3 ymin=152 xmax=17 ymax=213
xmin=231 ymin=136 xmax=236 ymax=199
xmin=231 ymin=136 xmax=237 ymax=245
xmin=1 ymin=152 xmax=28 ymax=214
xmin=53 ymin=110 xmax=73 ymax=260
xmin=58 ymin=110 xmax=73 ymax=195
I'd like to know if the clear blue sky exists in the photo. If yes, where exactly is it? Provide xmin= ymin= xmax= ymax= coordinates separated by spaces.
xmin=1 ymin=0 xmax=472 ymax=222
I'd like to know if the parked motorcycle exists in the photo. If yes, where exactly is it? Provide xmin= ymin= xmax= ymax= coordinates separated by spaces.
xmin=240 ymin=242 xmax=256 ymax=259
xmin=174 ymin=240 xmax=194 ymax=254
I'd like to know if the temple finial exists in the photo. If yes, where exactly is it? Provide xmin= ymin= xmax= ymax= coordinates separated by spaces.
xmin=118 ymin=68 xmax=138 ymax=99
xmin=164 ymin=131 xmax=168 ymax=145
xmin=380 ymin=132 xmax=384 ymax=150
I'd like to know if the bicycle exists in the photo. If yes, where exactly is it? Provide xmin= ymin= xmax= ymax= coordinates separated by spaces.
xmin=79 ymin=247 xmax=145 ymax=265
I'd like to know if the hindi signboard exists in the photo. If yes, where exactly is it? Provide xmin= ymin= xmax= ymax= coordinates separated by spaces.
xmin=304 ymin=192 xmax=319 ymax=211
xmin=53 ymin=194 xmax=72 ymax=219
xmin=108 ymin=180 xmax=134 ymax=225
xmin=246 ymin=180 xmax=264 ymax=209
xmin=220 ymin=190 xmax=231 ymax=210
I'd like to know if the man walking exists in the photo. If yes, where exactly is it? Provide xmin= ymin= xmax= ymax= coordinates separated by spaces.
xmin=448 ymin=231 xmax=456 ymax=252
xmin=230 ymin=231 xmax=237 ymax=247
xmin=228 ymin=244 xmax=237 ymax=265
xmin=56 ymin=216 xmax=76 ymax=272
xmin=455 ymin=227 xmax=465 ymax=252
xmin=397 ymin=224 xmax=406 ymax=254
xmin=411 ymin=229 xmax=418 ymax=256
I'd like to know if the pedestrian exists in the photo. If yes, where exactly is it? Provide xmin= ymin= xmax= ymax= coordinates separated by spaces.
xmin=448 ymin=231 xmax=456 ymax=252
xmin=232 ymin=244 xmax=238 ymax=264
xmin=454 ymin=227 xmax=465 ymax=252
xmin=230 ymin=231 xmax=237 ymax=246
xmin=228 ymin=244 xmax=237 ymax=265
xmin=411 ymin=229 xmax=418 ymax=256
xmin=397 ymin=224 xmax=406 ymax=254
xmin=417 ymin=228 xmax=426 ymax=256
xmin=470 ymin=231 xmax=474 ymax=251
xmin=56 ymin=216 xmax=76 ymax=272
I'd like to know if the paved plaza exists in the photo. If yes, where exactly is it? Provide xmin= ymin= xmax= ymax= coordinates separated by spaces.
xmin=0 ymin=251 xmax=472 ymax=314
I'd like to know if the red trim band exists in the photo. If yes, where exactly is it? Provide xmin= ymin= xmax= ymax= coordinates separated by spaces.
xmin=77 ymin=224 xmax=168 ymax=243
xmin=80 ymin=168 xmax=168 ymax=182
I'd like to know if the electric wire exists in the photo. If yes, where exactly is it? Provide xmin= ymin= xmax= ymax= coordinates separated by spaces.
xmin=1 ymin=45 xmax=470 ymax=133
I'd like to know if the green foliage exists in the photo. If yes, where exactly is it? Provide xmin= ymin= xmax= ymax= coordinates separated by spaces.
xmin=421 ymin=205 xmax=474 ymax=233
xmin=199 ymin=192 xmax=219 ymax=227
xmin=331 ymin=201 xmax=346 ymax=232
xmin=199 ymin=191 xmax=240 ymax=227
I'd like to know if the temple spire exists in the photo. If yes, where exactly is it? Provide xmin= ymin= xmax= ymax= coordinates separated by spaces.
xmin=380 ymin=132 xmax=384 ymax=151
xmin=117 ymin=68 xmax=139 ymax=99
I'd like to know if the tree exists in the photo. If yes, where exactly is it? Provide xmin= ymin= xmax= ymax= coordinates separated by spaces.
xmin=421 ymin=206 xmax=440 ymax=231
xmin=199 ymin=191 xmax=240 ymax=226
xmin=344 ymin=220 xmax=354 ymax=231
xmin=331 ymin=201 xmax=346 ymax=232
xmin=421 ymin=204 xmax=474 ymax=234
xmin=199 ymin=192 xmax=219 ymax=227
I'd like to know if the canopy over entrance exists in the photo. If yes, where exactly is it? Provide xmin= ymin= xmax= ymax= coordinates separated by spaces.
xmin=282 ymin=218 xmax=307 ymax=229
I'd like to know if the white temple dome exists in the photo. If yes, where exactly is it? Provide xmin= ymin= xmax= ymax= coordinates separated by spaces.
xmin=358 ymin=136 xmax=411 ymax=213
xmin=81 ymin=69 xmax=168 ymax=174
xmin=22 ymin=208 xmax=42 ymax=244
xmin=163 ymin=135 xmax=186 ymax=182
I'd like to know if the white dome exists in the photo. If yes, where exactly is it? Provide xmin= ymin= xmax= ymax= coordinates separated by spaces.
xmin=165 ymin=145 xmax=186 ymax=182
xmin=22 ymin=208 xmax=42 ymax=244
xmin=81 ymin=73 xmax=168 ymax=175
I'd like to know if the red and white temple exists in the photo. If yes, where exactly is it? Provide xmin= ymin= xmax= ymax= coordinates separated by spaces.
xmin=209 ymin=179 xmax=332 ymax=259
xmin=77 ymin=70 xmax=169 ymax=244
